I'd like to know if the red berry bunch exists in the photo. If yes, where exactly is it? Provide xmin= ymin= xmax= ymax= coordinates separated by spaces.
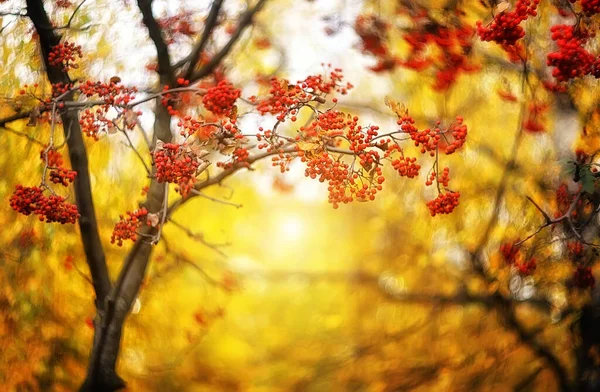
xmin=255 ymin=69 xmax=351 ymax=119
xmin=111 ymin=207 xmax=149 ymax=246
xmin=555 ymin=183 xmax=573 ymax=218
xmin=49 ymin=168 xmax=77 ymax=186
xmin=10 ymin=185 xmax=79 ymax=224
xmin=79 ymin=79 xmax=137 ymax=105
xmin=48 ymin=41 xmax=82 ymax=71
xmin=500 ymin=241 xmax=521 ymax=265
xmin=580 ymin=0 xmax=600 ymax=16
xmin=516 ymin=258 xmax=536 ymax=276
xmin=573 ymin=266 xmax=595 ymax=289
xmin=157 ymin=11 xmax=195 ymax=44
xmin=55 ymin=0 xmax=73 ymax=7
xmin=202 ymin=80 xmax=241 ymax=117
xmin=390 ymin=156 xmax=420 ymax=178
xmin=355 ymin=14 xmax=389 ymax=57
xmin=476 ymin=0 xmax=539 ymax=46
xmin=217 ymin=147 xmax=250 ymax=170
xmin=547 ymin=24 xmax=597 ymax=82
xmin=400 ymin=12 xmax=479 ymax=90
xmin=51 ymin=82 xmax=74 ymax=98
xmin=153 ymin=143 xmax=201 ymax=196
xmin=177 ymin=116 xmax=212 ymax=138
xmin=443 ymin=117 xmax=467 ymax=154
xmin=40 ymin=148 xmax=77 ymax=186
xmin=78 ymin=80 xmax=138 ymax=139
xmin=426 ymin=191 xmax=460 ymax=216
xmin=567 ymin=241 xmax=584 ymax=258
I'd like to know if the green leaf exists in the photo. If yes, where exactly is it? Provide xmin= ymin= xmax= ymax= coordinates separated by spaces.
xmin=580 ymin=167 xmax=596 ymax=193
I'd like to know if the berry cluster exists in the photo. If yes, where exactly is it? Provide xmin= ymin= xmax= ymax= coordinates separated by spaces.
xmin=547 ymin=25 xmax=599 ymax=83
xmin=476 ymin=0 xmax=539 ymax=47
xmin=55 ymin=0 xmax=73 ymax=7
xmin=354 ymin=14 xmax=397 ymax=73
xmin=567 ymin=241 xmax=584 ymax=258
xmin=401 ymin=14 xmax=478 ymax=90
xmin=157 ymin=11 xmax=195 ymax=44
xmin=499 ymin=241 xmax=536 ymax=276
xmin=443 ymin=117 xmax=467 ymax=154
xmin=78 ymin=80 xmax=138 ymax=139
xmin=202 ymin=80 xmax=241 ymax=117
xmin=573 ymin=266 xmax=595 ymax=289
xmin=111 ymin=207 xmax=149 ymax=246
xmin=153 ymin=143 xmax=202 ymax=196
xmin=298 ymin=113 xmax=386 ymax=208
xmin=555 ymin=183 xmax=576 ymax=218
xmin=10 ymin=185 xmax=79 ymax=224
xmin=48 ymin=41 xmax=82 ymax=71
xmin=217 ymin=147 xmax=250 ymax=169
xmin=40 ymin=148 xmax=77 ymax=186
xmin=390 ymin=156 xmax=420 ymax=178
xmin=580 ymin=0 xmax=600 ymax=16
xmin=177 ymin=115 xmax=214 ymax=138
xmin=523 ymin=102 xmax=547 ymax=133
xmin=516 ymin=258 xmax=537 ymax=276
xmin=500 ymin=240 xmax=520 ymax=264
xmin=254 ymin=69 xmax=351 ymax=119
xmin=426 ymin=191 xmax=460 ymax=216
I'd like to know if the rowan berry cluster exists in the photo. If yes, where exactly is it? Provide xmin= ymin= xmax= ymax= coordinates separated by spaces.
xmin=10 ymin=185 xmax=79 ymax=224
xmin=51 ymin=82 xmax=74 ymax=98
xmin=78 ymin=80 xmax=139 ymax=139
xmin=55 ymin=0 xmax=73 ymax=7
xmin=390 ymin=156 xmax=420 ymax=178
xmin=523 ymin=102 xmax=547 ymax=133
xmin=48 ymin=41 xmax=82 ymax=71
xmin=444 ymin=117 xmax=467 ymax=154
xmin=500 ymin=241 xmax=520 ymax=264
xmin=579 ymin=0 xmax=600 ymax=16
xmin=354 ymin=14 xmax=397 ymax=73
xmin=79 ymin=79 xmax=137 ymax=106
xmin=401 ymin=16 xmax=478 ymax=89
xmin=426 ymin=191 xmax=460 ymax=216
xmin=499 ymin=240 xmax=536 ymax=276
xmin=555 ymin=183 xmax=574 ymax=218
xmin=476 ymin=0 xmax=539 ymax=47
xmin=217 ymin=147 xmax=250 ymax=170
xmin=567 ymin=241 xmax=584 ymax=258
xmin=202 ymin=80 xmax=241 ymax=117
xmin=547 ymin=25 xmax=598 ymax=82
xmin=177 ymin=116 xmax=213 ymax=138
xmin=156 ymin=11 xmax=195 ymax=44
xmin=17 ymin=228 xmax=37 ymax=249
xmin=111 ymin=207 xmax=149 ymax=246
xmin=40 ymin=148 xmax=77 ymax=186
xmin=516 ymin=258 xmax=536 ymax=276
xmin=254 ymin=69 xmax=351 ymax=118
xmin=573 ymin=266 xmax=595 ymax=289
xmin=153 ymin=143 xmax=202 ymax=196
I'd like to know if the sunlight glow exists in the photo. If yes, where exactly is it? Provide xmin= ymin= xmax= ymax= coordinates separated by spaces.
xmin=279 ymin=215 xmax=305 ymax=239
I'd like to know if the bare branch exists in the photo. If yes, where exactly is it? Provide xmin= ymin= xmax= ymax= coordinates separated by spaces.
xmin=181 ymin=0 xmax=224 ymax=80
xmin=190 ymin=0 xmax=269 ymax=82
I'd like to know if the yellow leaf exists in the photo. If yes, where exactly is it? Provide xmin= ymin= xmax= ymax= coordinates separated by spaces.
xmin=384 ymin=96 xmax=408 ymax=117
xmin=297 ymin=141 xmax=320 ymax=151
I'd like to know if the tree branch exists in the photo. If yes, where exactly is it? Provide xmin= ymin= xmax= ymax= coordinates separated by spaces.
xmin=137 ymin=0 xmax=176 ymax=86
xmin=181 ymin=0 xmax=224 ymax=80
xmin=190 ymin=0 xmax=268 ymax=82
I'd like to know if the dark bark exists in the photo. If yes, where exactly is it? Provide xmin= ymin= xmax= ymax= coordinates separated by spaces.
xmin=576 ymin=287 xmax=600 ymax=392
xmin=25 ymin=0 xmax=111 ymax=311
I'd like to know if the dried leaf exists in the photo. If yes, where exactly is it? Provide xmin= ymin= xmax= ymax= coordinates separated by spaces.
xmin=384 ymin=96 xmax=408 ymax=117
xmin=297 ymin=141 xmax=320 ymax=151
